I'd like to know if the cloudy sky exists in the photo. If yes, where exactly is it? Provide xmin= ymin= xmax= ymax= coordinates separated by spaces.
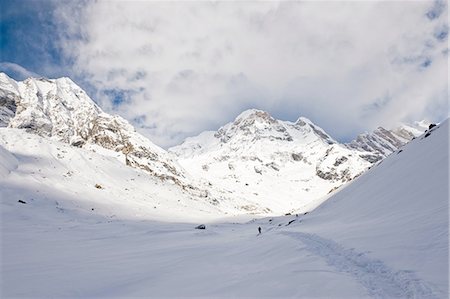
xmin=1 ymin=0 xmax=448 ymax=148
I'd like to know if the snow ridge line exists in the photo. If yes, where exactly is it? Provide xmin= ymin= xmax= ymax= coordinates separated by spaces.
xmin=282 ymin=232 xmax=438 ymax=299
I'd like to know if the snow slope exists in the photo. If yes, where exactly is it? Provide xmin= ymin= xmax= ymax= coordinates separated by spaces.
xmin=289 ymin=119 xmax=449 ymax=298
xmin=1 ymin=117 xmax=447 ymax=298
xmin=0 ymin=128 xmax=237 ymax=222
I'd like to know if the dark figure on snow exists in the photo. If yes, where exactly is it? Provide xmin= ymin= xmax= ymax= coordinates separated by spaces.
xmin=258 ymin=227 xmax=262 ymax=234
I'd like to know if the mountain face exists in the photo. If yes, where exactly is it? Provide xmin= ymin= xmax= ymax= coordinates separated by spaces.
xmin=169 ymin=109 xmax=428 ymax=213
xmin=0 ymin=73 xmax=208 ymax=197
xmin=346 ymin=122 xmax=428 ymax=162
xmin=169 ymin=109 xmax=369 ymax=213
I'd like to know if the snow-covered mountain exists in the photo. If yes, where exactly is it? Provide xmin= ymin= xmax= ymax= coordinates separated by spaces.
xmin=0 ymin=127 xmax=258 ymax=221
xmin=346 ymin=121 xmax=429 ymax=161
xmin=0 ymin=73 xmax=210 ymax=197
xmin=1 ymin=113 xmax=447 ymax=298
xmin=0 ymin=72 xmax=429 ymax=215
xmin=169 ymin=109 xmax=425 ymax=213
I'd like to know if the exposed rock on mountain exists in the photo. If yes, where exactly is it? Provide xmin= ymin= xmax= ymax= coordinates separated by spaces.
xmin=170 ymin=109 xmax=373 ymax=213
xmin=0 ymin=73 xmax=204 ymax=195
xmin=346 ymin=122 xmax=428 ymax=162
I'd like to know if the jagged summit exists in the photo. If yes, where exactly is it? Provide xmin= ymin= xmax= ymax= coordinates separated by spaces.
xmin=214 ymin=109 xmax=293 ymax=144
xmin=233 ymin=108 xmax=271 ymax=121
xmin=4 ymin=74 xmax=104 ymax=143
xmin=172 ymin=109 xmax=338 ymax=159
xmin=185 ymin=109 xmax=335 ymax=153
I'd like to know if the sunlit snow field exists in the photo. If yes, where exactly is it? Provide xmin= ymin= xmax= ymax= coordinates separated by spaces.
xmin=1 ymin=121 xmax=448 ymax=298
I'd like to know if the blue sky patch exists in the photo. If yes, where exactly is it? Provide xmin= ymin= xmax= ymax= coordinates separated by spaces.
xmin=0 ymin=0 xmax=68 ymax=78
xmin=103 ymin=89 xmax=133 ymax=108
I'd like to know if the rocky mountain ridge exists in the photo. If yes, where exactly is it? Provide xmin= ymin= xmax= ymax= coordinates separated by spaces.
xmin=346 ymin=121 xmax=429 ymax=162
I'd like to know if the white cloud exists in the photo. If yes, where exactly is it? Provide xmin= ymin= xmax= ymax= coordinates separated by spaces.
xmin=53 ymin=1 xmax=448 ymax=147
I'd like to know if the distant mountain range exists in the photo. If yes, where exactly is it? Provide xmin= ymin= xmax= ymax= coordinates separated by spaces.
xmin=0 ymin=73 xmax=429 ymax=215
xmin=169 ymin=109 xmax=428 ymax=213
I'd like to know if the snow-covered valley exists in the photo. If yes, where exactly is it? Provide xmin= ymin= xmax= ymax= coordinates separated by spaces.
xmin=3 ymin=0 xmax=450 ymax=296
xmin=0 ymin=73 xmax=448 ymax=298
xmin=1 ymin=115 xmax=448 ymax=297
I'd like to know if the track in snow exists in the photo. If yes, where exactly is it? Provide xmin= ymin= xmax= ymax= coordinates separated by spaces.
xmin=283 ymin=232 xmax=438 ymax=299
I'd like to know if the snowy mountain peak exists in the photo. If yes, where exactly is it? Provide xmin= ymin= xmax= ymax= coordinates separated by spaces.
xmin=0 ymin=72 xmax=19 ymax=91
xmin=6 ymin=73 xmax=102 ymax=142
xmin=234 ymin=108 xmax=273 ymax=122
xmin=293 ymin=116 xmax=336 ymax=145
xmin=209 ymin=109 xmax=336 ymax=148
xmin=169 ymin=109 xmax=379 ymax=214
xmin=0 ymin=73 xmax=212 ymax=197
xmin=214 ymin=109 xmax=292 ymax=144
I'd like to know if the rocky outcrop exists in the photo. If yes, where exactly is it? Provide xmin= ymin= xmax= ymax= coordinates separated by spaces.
xmin=347 ymin=123 xmax=428 ymax=159
xmin=214 ymin=110 xmax=293 ymax=144
xmin=0 ymin=74 xmax=19 ymax=127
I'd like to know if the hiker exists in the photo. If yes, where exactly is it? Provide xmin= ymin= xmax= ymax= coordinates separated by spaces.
xmin=258 ymin=226 xmax=262 ymax=234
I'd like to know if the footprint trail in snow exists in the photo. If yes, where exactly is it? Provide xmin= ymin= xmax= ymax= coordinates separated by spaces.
xmin=283 ymin=232 xmax=438 ymax=299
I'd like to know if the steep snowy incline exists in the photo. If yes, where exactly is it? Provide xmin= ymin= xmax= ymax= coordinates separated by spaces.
xmin=285 ymin=119 xmax=449 ymax=298
xmin=0 ymin=73 xmax=204 ymax=195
